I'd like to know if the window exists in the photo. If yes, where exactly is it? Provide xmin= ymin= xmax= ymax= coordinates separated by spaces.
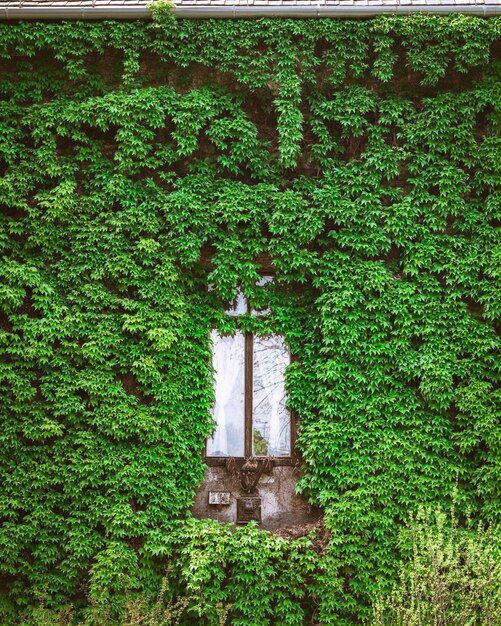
xmin=206 ymin=277 xmax=292 ymax=461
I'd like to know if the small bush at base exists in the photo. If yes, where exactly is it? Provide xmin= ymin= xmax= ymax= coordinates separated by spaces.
xmin=371 ymin=507 xmax=501 ymax=626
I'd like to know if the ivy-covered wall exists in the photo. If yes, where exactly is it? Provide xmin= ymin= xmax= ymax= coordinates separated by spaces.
xmin=0 ymin=11 xmax=500 ymax=625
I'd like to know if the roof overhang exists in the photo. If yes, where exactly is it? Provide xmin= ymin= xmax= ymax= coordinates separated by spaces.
xmin=1 ymin=2 xmax=500 ymax=20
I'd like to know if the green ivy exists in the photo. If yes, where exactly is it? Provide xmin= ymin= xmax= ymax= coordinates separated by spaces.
xmin=0 ymin=12 xmax=500 ymax=625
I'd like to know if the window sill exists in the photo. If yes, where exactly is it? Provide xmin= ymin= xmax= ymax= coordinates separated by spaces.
xmin=204 ymin=456 xmax=295 ymax=467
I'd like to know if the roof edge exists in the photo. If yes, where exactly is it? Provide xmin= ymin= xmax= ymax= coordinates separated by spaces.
xmin=1 ymin=4 xmax=500 ymax=20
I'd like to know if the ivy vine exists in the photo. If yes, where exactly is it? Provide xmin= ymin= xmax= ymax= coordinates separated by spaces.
xmin=0 ymin=12 xmax=500 ymax=625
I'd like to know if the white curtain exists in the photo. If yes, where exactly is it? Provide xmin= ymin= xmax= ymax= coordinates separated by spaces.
xmin=206 ymin=331 xmax=245 ymax=457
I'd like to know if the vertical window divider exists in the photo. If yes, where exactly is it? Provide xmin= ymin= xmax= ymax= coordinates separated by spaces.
xmin=244 ymin=329 xmax=253 ymax=458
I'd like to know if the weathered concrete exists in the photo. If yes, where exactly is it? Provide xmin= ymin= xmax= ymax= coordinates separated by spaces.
xmin=192 ymin=464 xmax=318 ymax=530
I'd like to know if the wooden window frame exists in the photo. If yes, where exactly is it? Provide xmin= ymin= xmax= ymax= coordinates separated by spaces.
xmin=205 ymin=276 xmax=297 ymax=467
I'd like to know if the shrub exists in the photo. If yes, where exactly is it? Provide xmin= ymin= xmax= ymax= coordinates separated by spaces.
xmin=371 ymin=507 xmax=501 ymax=626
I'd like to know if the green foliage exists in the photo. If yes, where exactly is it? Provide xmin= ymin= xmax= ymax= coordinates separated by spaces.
xmin=14 ymin=520 xmax=319 ymax=625
xmin=371 ymin=506 xmax=501 ymax=625
xmin=0 ymin=12 xmax=500 ymax=625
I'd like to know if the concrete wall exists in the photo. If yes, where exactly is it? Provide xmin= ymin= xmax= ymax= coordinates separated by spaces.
xmin=192 ymin=464 xmax=318 ymax=530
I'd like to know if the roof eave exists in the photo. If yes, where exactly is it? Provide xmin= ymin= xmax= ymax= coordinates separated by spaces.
xmin=1 ymin=4 xmax=500 ymax=20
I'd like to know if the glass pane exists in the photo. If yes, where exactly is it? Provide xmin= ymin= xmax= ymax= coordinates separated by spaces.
xmin=206 ymin=331 xmax=245 ymax=457
xmin=251 ymin=275 xmax=273 ymax=316
xmin=226 ymin=286 xmax=247 ymax=316
xmin=252 ymin=335 xmax=290 ymax=457
xmin=256 ymin=275 xmax=273 ymax=287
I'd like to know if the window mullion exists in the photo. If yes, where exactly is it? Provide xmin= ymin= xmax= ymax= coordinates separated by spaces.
xmin=244 ymin=331 xmax=253 ymax=458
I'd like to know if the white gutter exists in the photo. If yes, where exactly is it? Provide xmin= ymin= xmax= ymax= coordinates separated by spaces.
xmin=1 ymin=4 xmax=500 ymax=20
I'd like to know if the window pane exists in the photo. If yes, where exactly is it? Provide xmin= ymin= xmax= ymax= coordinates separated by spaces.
xmin=207 ymin=331 xmax=245 ymax=457
xmin=207 ymin=284 xmax=247 ymax=316
xmin=225 ymin=286 xmax=247 ymax=316
xmin=257 ymin=275 xmax=273 ymax=287
xmin=252 ymin=335 xmax=290 ymax=457
xmin=251 ymin=275 xmax=273 ymax=316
